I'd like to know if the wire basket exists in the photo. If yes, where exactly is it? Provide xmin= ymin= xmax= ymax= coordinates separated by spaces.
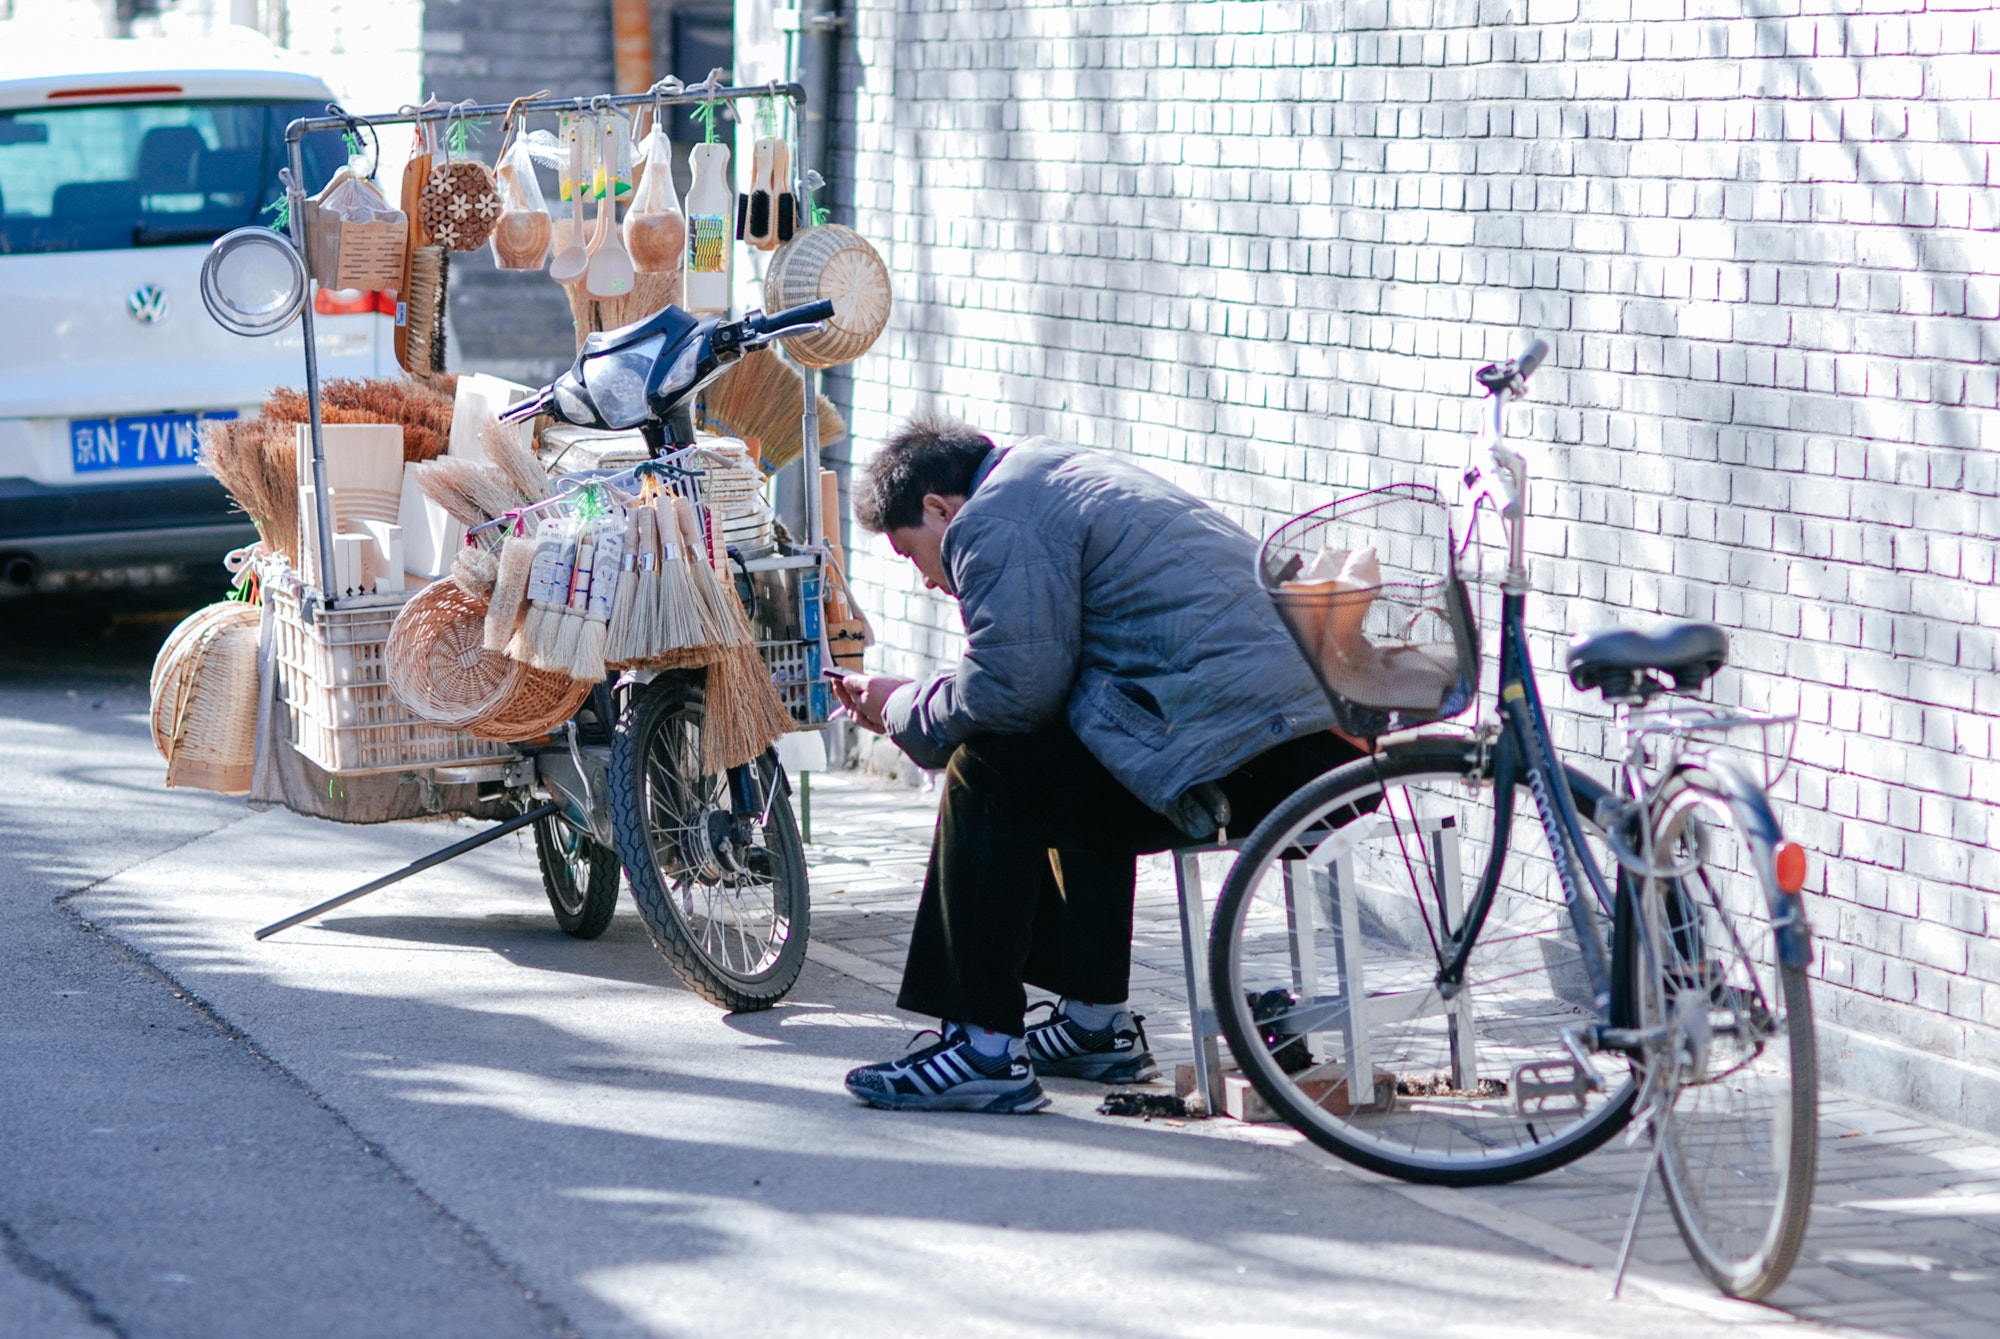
xmin=1259 ymin=482 xmax=1479 ymax=737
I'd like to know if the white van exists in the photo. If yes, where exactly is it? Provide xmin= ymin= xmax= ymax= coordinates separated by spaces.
xmin=0 ymin=33 xmax=390 ymax=589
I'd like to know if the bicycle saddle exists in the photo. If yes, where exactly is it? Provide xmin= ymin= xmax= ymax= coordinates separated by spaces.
xmin=1566 ymin=621 xmax=1728 ymax=700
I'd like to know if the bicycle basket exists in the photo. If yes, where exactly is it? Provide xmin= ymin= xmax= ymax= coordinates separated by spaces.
xmin=1259 ymin=482 xmax=1479 ymax=737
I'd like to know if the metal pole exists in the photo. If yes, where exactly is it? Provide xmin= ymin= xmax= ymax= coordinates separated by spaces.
xmin=801 ymin=363 xmax=821 ymax=546
xmin=253 ymin=801 xmax=561 ymax=940
xmin=285 ymin=130 xmax=337 ymax=606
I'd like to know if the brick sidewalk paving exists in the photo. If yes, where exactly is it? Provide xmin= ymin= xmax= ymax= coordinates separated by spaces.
xmin=798 ymin=770 xmax=2000 ymax=1338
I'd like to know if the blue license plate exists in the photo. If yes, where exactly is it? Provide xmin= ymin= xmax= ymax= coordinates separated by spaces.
xmin=70 ymin=410 xmax=239 ymax=474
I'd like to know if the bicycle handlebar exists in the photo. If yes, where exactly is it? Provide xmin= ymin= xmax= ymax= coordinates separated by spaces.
xmin=1514 ymin=338 xmax=1549 ymax=383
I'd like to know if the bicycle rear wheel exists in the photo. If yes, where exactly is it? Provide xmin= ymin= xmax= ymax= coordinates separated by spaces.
xmin=1642 ymin=771 xmax=1816 ymax=1299
xmin=1210 ymin=741 xmax=1637 ymax=1186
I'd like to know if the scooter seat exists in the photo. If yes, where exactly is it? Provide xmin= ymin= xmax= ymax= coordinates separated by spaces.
xmin=1566 ymin=621 xmax=1728 ymax=699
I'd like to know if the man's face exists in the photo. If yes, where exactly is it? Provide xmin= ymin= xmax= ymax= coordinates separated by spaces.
xmin=885 ymin=493 xmax=964 ymax=594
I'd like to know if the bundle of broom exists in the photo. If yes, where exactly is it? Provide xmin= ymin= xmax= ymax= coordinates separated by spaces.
xmin=263 ymin=375 xmax=459 ymax=462
xmin=199 ymin=417 xmax=301 ymax=562
xmin=695 ymin=348 xmax=849 ymax=473
xmin=659 ymin=491 xmax=795 ymax=773
xmin=603 ymin=484 xmax=705 ymax=670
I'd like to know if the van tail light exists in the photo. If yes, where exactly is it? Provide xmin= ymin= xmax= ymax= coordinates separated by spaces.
xmin=1774 ymin=842 xmax=1808 ymax=895
xmin=314 ymin=288 xmax=378 ymax=316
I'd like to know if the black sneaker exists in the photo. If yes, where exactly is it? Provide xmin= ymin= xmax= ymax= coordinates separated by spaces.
xmin=1023 ymin=1002 xmax=1159 ymax=1083
xmin=844 ymin=1025 xmax=1051 ymax=1113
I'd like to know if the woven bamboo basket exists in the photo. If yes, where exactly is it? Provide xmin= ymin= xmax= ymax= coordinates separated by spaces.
xmin=150 ymin=601 xmax=262 ymax=794
xmin=150 ymin=600 xmax=250 ymax=755
xmin=463 ymin=667 xmax=592 ymax=742
xmin=762 ymin=225 xmax=891 ymax=369
xmin=385 ymin=580 xmax=524 ymax=727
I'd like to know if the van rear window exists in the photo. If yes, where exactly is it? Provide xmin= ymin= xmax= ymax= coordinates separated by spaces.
xmin=0 ymin=100 xmax=344 ymax=253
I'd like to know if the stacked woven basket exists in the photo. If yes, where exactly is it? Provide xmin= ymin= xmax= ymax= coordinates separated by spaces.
xmin=150 ymin=601 xmax=262 ymax=794
xmin=385 ymin=579 xmax=591 ymax=740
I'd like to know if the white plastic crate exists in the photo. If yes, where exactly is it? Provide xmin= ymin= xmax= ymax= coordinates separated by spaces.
xmin=267 ymin=581 xmax=516 ymax=774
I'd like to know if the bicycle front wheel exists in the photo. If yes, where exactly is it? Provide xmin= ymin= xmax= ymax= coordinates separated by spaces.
xmin=1210 ymin=741 xmax=1638 ymax=1186
xmin=1642 ymin=771 xmax=1816 ymax=1299
xmin=610 ymin=678 xmax=810 ymax=1011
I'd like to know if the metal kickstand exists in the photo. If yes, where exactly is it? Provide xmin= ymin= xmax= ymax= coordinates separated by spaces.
xmin=1609 ymin=1126 xmax=1667 ymax=1299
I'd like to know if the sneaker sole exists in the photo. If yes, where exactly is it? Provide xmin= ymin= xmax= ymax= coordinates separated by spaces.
xmin=1031 ymin=1053 xmax=1160 ymax=1085
xmin=848 ymin=1079 xmax=1052 ymax=1114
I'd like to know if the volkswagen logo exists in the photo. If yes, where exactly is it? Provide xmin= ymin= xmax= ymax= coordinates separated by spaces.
xmin=127 ymin=284 xmax=169 ymax=324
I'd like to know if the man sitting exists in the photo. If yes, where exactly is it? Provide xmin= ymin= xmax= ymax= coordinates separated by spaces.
xmin=833 ymin=414 xmax=1363 ymax=1113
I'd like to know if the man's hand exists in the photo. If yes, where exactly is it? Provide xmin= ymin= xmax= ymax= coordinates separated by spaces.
xmin=830 ymin=672 xmax=911 ymax=735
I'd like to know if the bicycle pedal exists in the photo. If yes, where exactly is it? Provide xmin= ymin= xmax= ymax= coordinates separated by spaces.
xmin=1511 ymin=1057 xmax=1595 ymax=1118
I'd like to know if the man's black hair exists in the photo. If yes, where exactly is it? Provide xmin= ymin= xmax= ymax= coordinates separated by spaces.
xmin=853 ymin=411 xmax=996 ymax=533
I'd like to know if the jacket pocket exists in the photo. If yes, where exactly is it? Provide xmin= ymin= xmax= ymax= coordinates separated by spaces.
xmin=1085 ymin=677 xmax=1170 ymax=751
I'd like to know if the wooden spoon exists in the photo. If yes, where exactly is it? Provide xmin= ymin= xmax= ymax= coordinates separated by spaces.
xmin=585 ymin=118 xmax=635 ymax=298
xmin=548 ymin=120 xmax=590 ymax=285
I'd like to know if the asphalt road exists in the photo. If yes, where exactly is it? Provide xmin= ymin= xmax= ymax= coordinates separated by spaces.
xmin=0 ymin=584 xmax=1835 ymax=1338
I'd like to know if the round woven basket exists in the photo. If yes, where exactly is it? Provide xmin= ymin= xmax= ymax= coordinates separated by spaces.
xmin=763 ymin=225 xmax=891 ymax=369
xmin=385 ymin=581 xmax=525 ymax=726
xmin=150 ymin=601 xmax=262 ymax=795
xmin=464 ymin=666 xmax=591 ymax=742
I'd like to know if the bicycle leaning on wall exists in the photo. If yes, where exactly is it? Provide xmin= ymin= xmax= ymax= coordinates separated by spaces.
xmin=1208 ymin=339 xmax=1818 ymax=1300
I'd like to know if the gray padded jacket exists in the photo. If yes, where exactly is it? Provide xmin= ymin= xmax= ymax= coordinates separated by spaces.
xmin=880 ymin=438 xmax=1336 ymax=815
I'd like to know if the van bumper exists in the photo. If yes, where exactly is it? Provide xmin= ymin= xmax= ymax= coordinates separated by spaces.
xmin=0 ymin=475 xmax=256 ymax=574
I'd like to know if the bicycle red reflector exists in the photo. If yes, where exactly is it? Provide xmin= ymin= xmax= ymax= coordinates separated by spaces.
xmin=1775 ymin=842 xmax=1808 ymax=894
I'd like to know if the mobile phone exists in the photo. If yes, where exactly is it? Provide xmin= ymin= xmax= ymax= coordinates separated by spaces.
xmin=821 ymin=667 xmax=859 ymax=683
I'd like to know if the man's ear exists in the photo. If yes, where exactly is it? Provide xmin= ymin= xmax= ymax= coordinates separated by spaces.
xmin=925 ymin=493 xmax=966 ymax=525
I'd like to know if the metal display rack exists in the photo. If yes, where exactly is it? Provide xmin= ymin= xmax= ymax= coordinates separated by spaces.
xmin=280 ymin=80 xmax=826 ymax=614
xmin=255 ymin=80 xmax=837 ymax=964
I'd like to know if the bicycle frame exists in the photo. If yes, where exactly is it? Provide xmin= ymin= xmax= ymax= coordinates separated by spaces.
xmin=1430 ymin=376 xmax=1624 ymax=1022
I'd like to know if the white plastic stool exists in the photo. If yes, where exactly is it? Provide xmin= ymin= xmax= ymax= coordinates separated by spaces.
xmin=1173 ymin=811 xmax=1467 ymax=1118
xmin=1172 ymin=840 xmax=1238 ymax=1115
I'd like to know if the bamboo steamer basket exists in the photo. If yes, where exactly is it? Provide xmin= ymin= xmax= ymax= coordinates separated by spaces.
xmin=385 ymin=580 xmax=525 ymax=727
xmin=150 ymin=601 xmax=262 ymax=795
xmin=762 ymin=225 xmax=891 ymax=369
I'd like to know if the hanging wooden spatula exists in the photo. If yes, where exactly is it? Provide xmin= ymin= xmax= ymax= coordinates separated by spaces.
xmin=548 ymin=118 xmax=590 ymax=285
xmin=585 ymin=116 xmax=635 ymax=298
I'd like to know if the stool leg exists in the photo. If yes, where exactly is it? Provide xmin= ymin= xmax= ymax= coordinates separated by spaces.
xmin=1431 ymin=815 xmax=1477 ymax=1091
xmin=1176 ymin=849 xmax=1224 ymax=1116
xmin=1328 ymin=849 xmax=1372 ymax=1107
xmin=1281 ymin=860 xmax=1319 ymax=1057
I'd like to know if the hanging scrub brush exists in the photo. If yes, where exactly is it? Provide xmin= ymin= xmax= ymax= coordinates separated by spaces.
xmin=574 ymin=517 xmax=621 ymax=682
xmin=451 ymin=543 xmax=498 ymax=600
xmin=509 ymin=517 xmax=573 ymax=667
xmin=485 ymin=517 xmax=536 ymax=651
xmin=602 ymin=506 xmax=645 ymax=667
xmin=552 ymin=531 xmax=596 ymax=675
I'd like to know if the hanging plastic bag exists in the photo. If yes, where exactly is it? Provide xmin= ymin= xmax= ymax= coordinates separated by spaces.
xmin=314 ymin=164 xmax=402 ymax=224
xmin=491 ymin=102 xmax=553 ymax=270
xmin=624 ymin=120 xmax=685 ymax=275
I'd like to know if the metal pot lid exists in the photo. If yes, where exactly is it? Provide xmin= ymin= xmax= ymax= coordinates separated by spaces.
xmin=201 ymin=227 xmax=306 ymax=337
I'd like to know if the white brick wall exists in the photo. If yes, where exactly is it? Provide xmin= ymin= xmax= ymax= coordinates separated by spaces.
xmin=829 ymin=0 xmax=2000 ymax=1119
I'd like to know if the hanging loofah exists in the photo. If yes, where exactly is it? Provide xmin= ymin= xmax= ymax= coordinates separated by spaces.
xmin=484 ymin=521 xmax=537 ymax=652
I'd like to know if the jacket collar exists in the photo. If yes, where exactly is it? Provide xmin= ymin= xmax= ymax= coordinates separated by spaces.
xmin=965 ymin=443 xmax=1006 ymax=498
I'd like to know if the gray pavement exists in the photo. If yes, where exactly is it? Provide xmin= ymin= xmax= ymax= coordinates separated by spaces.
xmin=0 ymin=587 xmax=1968 ymax=1336
xmin=803 ymin=770 xmax=2000 ymax=1339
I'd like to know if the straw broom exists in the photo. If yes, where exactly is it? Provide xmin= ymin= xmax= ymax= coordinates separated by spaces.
xmin=602 ymin=508 xmax=643 ymax=666
xmin=480 ymin=414 xmax=552 ymax=504
xmin=508 ymin=519 xmax=573 ymax=667
xmin=695 ymin=347 xmax=849 ymax=472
